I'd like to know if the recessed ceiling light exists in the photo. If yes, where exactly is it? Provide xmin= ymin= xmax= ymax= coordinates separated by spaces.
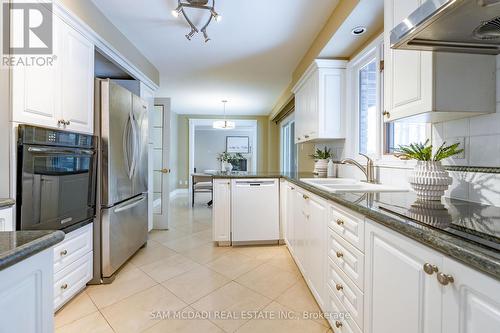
xmin=351 ymin=26 xmax=367 ymax=36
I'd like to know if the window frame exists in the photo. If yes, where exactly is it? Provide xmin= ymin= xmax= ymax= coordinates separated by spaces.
xmin=347 ymin=34 xmax=431 ymax=169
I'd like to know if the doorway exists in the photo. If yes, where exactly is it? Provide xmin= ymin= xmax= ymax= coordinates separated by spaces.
xmin=152 ymin=104 xmax=170 ymax=229
xmin=280 ymin=114 xmax=297 ymax=173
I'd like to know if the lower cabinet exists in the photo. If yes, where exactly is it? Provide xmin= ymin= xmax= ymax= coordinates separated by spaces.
xmin=365 ymin=219 xmax=500 ymax=333
xmin=441 ymin=257 xmax=500 ymax=333
xmin=0 ymin=248 xmax=54 ymax=333
xmin=0 ymin=206 xmax=14 ymax=231
xmin=53 ymin=223 xmax=93 ymax=311
xmin=212 ymin=179 xmax=231 ymax=245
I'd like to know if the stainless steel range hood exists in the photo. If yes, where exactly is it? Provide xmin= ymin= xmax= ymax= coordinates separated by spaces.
xmin=391 ymin=0 xmax=500 ymax=55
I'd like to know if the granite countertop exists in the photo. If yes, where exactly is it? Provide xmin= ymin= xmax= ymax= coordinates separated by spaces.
xmin=0 ymin=198 xmax=15 ymax=209
xmin=214 ymin=172 xmax=500 ymax=280
xmin=0 ymin=230 xmax=65 ymax=271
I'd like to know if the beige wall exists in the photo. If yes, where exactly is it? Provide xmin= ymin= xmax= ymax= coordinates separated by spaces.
xmin=175 ymin=115 xmax=279 ymax=188
xmin=57 ymin=0 xmax=159 ymax=86
xmin=270 ymin=0 xmax=360 ymax=118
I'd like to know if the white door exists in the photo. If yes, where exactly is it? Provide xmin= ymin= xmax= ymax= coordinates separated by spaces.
xmin=285 ymin=183 xmax=295 ymax=251
xmin=152 ymin=105 xmax=170 ymax=229
xmin=11 ymin=5 xmax=61 ymax=129
xmin=305 ymin=194 xmax=327 ymax=309
xmin=212 ymin=179 xmax=231 ymax=243
xmin=364 ymin=220 xmax=443 ymax=333
xmin=60 ymin=20 xmax=94 ymax=134
xmin=442 ymin=257 xmax=500 ymax=333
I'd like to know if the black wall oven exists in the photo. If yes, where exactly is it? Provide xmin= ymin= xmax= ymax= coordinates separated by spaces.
xmin=17 ymin=125 xmax=97 ymax=231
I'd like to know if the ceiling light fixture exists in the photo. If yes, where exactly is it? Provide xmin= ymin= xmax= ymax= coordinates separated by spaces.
xmin=171 ymin=0 xmax=222 ymax=42
xmin=213 ymin=100 xmax=235 ymax=130
xmin=351 ymin=26 xmax=367 ymax=36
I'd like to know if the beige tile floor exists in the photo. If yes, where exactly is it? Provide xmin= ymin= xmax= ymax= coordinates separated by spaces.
xmin=55 ymin=193 xmax=332 ymax=333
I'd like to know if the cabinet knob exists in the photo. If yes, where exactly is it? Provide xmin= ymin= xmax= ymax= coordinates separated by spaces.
xmin=336 ymin=219 xmax=344 ymax=226
xmin=57 ymin=119 xmax=65 ymax=127
xmin=437 ymin=272 xmax=454 ymax=286
xmin=302 ymin=194 xmax=309 ymax=200
xmin=336 ymin=251 xmax=344 ymax=258
xmin=335 ymin=321 xmax=343 ymax=328
xmin=60 ymin=249 xmax=68 ymax=256
xmin=383 ymin=111 xmax=390 ymax=119
xmin=65 ymin=120 xmax=71 ymax=126
xmin=60 ymin=283 xmax=68 ymax=290
xmin=335 ymin=283 xmax=343 ymax=291
xmin=423 ymin=263 xmax=438 ymax=275
xmin=304 ymin=135 xmax=310 ymax=139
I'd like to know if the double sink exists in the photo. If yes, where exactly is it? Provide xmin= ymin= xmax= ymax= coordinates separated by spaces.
xmin=300 ymin=178 xmax=409 ymax=193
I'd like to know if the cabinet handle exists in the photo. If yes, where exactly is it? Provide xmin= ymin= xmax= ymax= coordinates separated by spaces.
xmin=383 ymin=111 xmax=390 ymax=119
xmin=335 ymin=283 xmax=343 ymax=291
xmin=336 ymin=251 xmax=344 ymax=258
xmin=60 ymin=249 xmax=68 ymax=256
xmin=57 ymin=119 xmax=65 ymax=127
xmin=60 ymin=283 xmax=68 ymax=290
xmin=336 ymin=219 xmax=344 ymax=226
xmin=303 ymin=194 xmax=309 ymax=200
xmin=437 ymin=272 xmax=454 ymax=286
xmin=423 ymin=263 xmax=438 ymax=275
xmin=304 ymin=135 xmax=310 ymax=139
xmin=335 ymin=321 xmax=343 ymax=328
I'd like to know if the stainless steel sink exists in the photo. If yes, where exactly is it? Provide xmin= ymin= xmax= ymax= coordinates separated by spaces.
xmin=300 ymin=178 xmax=409 ymax=193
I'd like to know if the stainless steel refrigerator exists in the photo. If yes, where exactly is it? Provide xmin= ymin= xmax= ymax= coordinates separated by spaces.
xmin=91 ymin=79 xmax=149 ymax=283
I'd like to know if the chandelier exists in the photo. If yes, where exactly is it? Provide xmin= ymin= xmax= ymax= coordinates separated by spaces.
xmin=171 ymin=0 xmax=222 ymax=42
xmin=213 ymin=100 xmax=235 ymax=129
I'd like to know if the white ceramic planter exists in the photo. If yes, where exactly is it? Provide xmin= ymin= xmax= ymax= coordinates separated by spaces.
xmin=313 ymin=159 xmax=329 ymax=177
xmin=409 ymin=161 xmax=452 ymax=201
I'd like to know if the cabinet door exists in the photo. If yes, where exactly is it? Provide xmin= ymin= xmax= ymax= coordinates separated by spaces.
xmin=306 ymin=75 xmax=319 ymax=139
xmin=212 ymin=180 xmax=231 ymax=243
xmin=292 ymin=189 xmax=307 ymax=273
xmin=0 ymin=207 xmax=14 ymax=231
xmin=384 ymin=0 xmax=432 ymax=121
xmin=294 ymin=89 xmax=305 ymax=143
xmin=11 ymin=5 xmax=61 ymax=128
xmin=442 ymin=257 xmax=500 ymax=333
xmin=304 ymin=194 xmax=327 ymax=309
xmin=60 ymin=21 xmax=94 ymax=134
xmin=364 ymin=220 xmax=442 ymax=333
xmin=285 ymin=183 xmax=295 ymax=251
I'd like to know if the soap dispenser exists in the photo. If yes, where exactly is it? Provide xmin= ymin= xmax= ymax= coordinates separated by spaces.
xmin=327 ymin=159 xmax=335 ymax=178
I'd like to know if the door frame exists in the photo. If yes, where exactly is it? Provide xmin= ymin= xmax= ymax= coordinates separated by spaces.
xmin=188 ymin=119 xmax=258 ymax=199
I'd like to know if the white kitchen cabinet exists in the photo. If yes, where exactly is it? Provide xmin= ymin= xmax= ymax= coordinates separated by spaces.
xmin=0 ymin=206 xmax=14 ymax=231
xmin=284 ymin=182 xmax=295 ymax=252
xmin=384 ymin=0 xmax=496 ymax=123
xmin=442 ymin=257 xmax=500 ymax=333
xmin=212 ymin=179 xmax=231 ymax=245
xmin=11 ymin=13 xmax=94 ymax=134
xmin=292 ymin=59 xmax=347 ymax=143
xmin=0 ymin=249 xmax=54 ymax=333
xmin=364 ymin=219 xmax=443 ymax=333
xmin=292 ymin=187 xmax=307 ymax=273
xmin=53 ymin=223 xmax=93 ymax=311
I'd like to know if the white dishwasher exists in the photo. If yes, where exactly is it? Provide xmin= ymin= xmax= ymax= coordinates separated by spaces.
xmin=231 ymin=179 xmax=280 ymax=244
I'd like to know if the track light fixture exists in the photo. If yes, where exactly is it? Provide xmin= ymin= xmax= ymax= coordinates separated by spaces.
xmin=171 ymin=0 xmax=221 ymax=42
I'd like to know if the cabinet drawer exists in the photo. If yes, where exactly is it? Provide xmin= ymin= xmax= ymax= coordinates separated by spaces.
xmin=327 ymin=227 xmax=364 ymax=290
xmin=54 ymin=251 xmax=93 ymax=310
xmin=329 ymin=203 xmax=364 ymax=251
xmin=53 ymin=223 xmax=92 ymax=273
xmin=326 ymin=284 xmax=362 ymax=333
xmin=327 ymin=257 xmax=364 ymax=330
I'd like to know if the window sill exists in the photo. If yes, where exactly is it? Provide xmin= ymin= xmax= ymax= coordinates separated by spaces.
xmin=374 ymin=156 xmax=417 ymax=170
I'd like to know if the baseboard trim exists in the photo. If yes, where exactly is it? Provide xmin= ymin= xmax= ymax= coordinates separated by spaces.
xmin=169 ymin=188 xmax=188 ymax=198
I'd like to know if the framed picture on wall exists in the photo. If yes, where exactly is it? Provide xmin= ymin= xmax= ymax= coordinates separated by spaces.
xmin=226 ymin=136 xmax=250 ymax=153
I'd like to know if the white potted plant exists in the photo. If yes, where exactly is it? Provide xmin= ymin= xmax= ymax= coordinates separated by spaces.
xmin=395 ymin=140 xmax=464 ymax=201
xmin=310 ymin=147 xmax=334 ymax=178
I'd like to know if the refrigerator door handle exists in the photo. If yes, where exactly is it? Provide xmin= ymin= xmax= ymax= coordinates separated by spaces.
xmin=114 ymin=194 xmax=146 ymax=213
xmin=129 ymin=112 xmax=139 ymax=178
xmin=122 ymin=112 xmax=136 ymax=179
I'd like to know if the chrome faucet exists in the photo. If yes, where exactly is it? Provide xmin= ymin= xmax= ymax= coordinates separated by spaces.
xmin=340 ymin=153 xmax=376 ymax=183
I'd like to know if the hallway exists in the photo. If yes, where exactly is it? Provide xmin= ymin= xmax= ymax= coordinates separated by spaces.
xmin=54 ymin=193 xmax=330 ymax=333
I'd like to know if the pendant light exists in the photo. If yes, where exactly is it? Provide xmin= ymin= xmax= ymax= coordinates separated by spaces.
xmin=213 ymin=100 xmax=235 ymax=129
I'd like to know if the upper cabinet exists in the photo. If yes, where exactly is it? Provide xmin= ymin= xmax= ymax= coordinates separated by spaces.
xmin=11 ymin=12 xmax=94 ymax=134
xmin=292 ymin=60 xmax=347 ymax=143
xmin=384 ymin=0 xmax=496 ymax=123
